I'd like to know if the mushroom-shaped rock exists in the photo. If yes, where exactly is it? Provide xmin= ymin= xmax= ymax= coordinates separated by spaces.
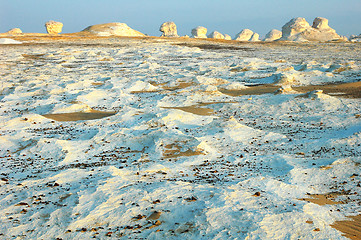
xmin=6 ymin=28 xmax=22 ymax=35
xmin=224 ymin=34 xmax=232 ymax=40
xmin=160 ymin=22 xmax=178 ymax=37
xmin=234 ymin=29 xmax=253 ymax=41
xmin=281 ymin=17 xmax=342 ymax=42
xmin=208 ymin=31 xmax=224 ymax=39
xmin=264 ymin=29 xmax=282 ymax=41
xmin=81 ymin=23 xmax=145 ymax=37
xmin=45 ymin=21 xmax=63 ymax=34
xmin=249 ymin=33 xmax=260 ymax=41
xmin=191 ymin=26 xmax=207 ymax=38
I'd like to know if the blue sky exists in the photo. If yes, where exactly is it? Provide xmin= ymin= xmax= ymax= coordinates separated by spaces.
xmin=1 ymin=0 xmax=360 ymax=37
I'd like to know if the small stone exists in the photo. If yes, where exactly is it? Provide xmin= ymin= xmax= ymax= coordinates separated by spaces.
xmin=191 ymin=26 xmax=207 ymax=38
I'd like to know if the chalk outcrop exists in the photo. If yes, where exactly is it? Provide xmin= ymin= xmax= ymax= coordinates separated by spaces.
xmin=6 ymin=28 xmax=22 ymax=35
xmin=191 ymin=26 xmax=207 ymax=38
xmin=45 ymin=21 xmax=63 ymax=34
xmin=160 ymin=22 xmax=178 ymax=37
xmin=264 ymin=29 xmax=282 ymax=41
xmin=281 ymin=17 xmax=342 ymax=42
xmin=350 ymin=34 xmax=361 ymax=42
xmin=81 ymin=23 xmax=145 ymax=37
xmin=208 ymin=31 xmax=224 ymax=39
xmin=249 ymin=33 xmax=260 ymax=41
xmin=224 ymin=34 xmax=232 ymax=40
xmin=234 ymin=29 xmax=254 ymax=41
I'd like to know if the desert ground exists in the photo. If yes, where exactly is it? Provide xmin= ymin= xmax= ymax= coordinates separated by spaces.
xmin=0 ymin=35 xmax=360 ymax=239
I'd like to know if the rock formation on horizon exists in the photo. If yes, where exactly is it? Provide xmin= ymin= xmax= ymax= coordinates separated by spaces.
xmin=160 ymin=22 xmax=178 ymax=37
xmin=350 ymin=33 xmax=361 ymax=42
xmin=224 ymin=34 xmax=232 ymax=40
xmin=45 ymin=21 xmax=63 ymax=34
xmin=6 ymin=28 xmax=22 ymax=35
xmin=280 ymin=17 xmax=343 ymax=42
xmin=263 ymin=29 xmax=282 ymax=41
xmin=191 ymin=26 xmax=207 ymax=38
xmin=249 ymin=33 xmax=260 ymax=41
xmin=234 ymin=29 xmax=254 ymax=41
xmin=208 ymin=31 xmax=225 ymax=39
xmin=81 ymin=23 xmax=145 ymax=37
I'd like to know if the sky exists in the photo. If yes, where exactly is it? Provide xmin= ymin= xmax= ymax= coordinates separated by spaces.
xmin=1 ymin=0 xmax=361 ymax=38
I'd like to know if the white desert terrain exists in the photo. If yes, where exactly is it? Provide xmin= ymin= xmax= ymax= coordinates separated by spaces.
xmin=0 ymin=34 xmax=361 ymax=239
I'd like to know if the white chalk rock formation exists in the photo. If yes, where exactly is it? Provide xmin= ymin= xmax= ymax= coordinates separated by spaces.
xmin=208 ymin=31 xmax=224 ymax=39
xmin=350 ymin=34 xmax=361 ymax=42
xmin=234 ymin=29 xmax=254 ymax=41
xmin=224 ymin=34 xmax=232 ymax=40
xmin=160 ymin=22 xmax=178 ymax=37
xmin=6 ymin=28 xmax=22 ymax=35
xmin=281 ymin=17 xmax=342 ymax=41
xmin=191 ymin=26 xmax=207 ymax=38
xmin=45 ymin=21 xmax=63 ymax=34
xmin=264 ymin=29 xmax=282 ymax=41
xmin=249 ymin=33 xmax=260 ymax=41
xmin=81 ymin=23 xmax=145 ymax=37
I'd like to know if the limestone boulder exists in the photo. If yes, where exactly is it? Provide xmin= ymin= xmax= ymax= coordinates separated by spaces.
xmin=6 ymin=28 xmax=22 ymax=35
xmin=281 ymin=17 xmax=342 ymax=42
xmin=191 ymin=26 xmax=207 ymax=38
xmin=81 ymin=23 xmax=145 ymax=37
xmin=160 ymin=22 xmax=178 ymax=37
xmin=208 ymin=31 xmax=224 ymax=39
xmin=234 ymin=29 xmax=253 ymax=41
xmin=263 ymin=29 xmax=282 ymax=41
xmin=45 ymin=21 xmax=63 ymax=34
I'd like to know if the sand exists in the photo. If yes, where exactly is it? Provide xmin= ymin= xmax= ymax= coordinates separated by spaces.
xmin=43 ymin=110 xmax=117 ymax=121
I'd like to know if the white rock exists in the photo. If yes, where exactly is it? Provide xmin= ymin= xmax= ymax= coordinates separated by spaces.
xmin=191 ymin=26 xmax=207 ymax=38
xmin=350 ymin=34 xmax=361 ymax=42
xmin=45 ymin=20 xmax=63 ymax=34
xmin=5 ymin=28 xmax=22 ymax=35
xmin=224 ymin=34 xmax=232 ymax=40
xmin=249 ymin=33 xmax=260 ymax=41
xmin=81 ymin=23 xmax=145 ymax=37
xmin=281 ymin=17 xmax=311 ymax=39
xmin=263 ymin=29 xmax=282 ymax=41
xmin=234 ymin=29 xmax=253 ymax=41
xmin=160 ymin=22 xmax=178 ymax=37
xmin=312 ymin=17 xmax=330 ymax=30
xmin=0 ymin=38 xmax=22 ymax=44
xmin=207 ymin=31 xmax=224 ymax=39
xmin=281 ymin=17 xmax=342 ymax=42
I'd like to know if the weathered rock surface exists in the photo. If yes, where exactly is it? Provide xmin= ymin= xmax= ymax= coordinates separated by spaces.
xmin=281 ymin=17 xmax=342 ymax=42
xmin=81 ymin=23 xmax=145 ymax=37
xmin=263 ymin=29 xmax=282 ymax=41
xmin=224 ymin=34 xmax=232 ymax=40
xmin=350 ymin=34 xmax=361 ymax=42
xmin=160 ymin=22 xmax=178 ymax=37
xmin=208 ymin=31 xmax=224 ymax=39
xmin=234 ymin=29 xmax=254 ymax=41
xmin=249 ymin=33 xmax=260 ymax=41
xmin=6 ymin=28 xmax=22 ymax=35
xmin=191 ymin=26 xmax=207 ymax=38
xmin=45 ymin=21 xmax=63 ymax=34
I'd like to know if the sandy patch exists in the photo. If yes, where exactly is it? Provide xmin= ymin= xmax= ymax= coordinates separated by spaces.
xmin=299 ymin=193 xmax=343 ymax=205
xmin=220 ymin=81 xmax=361 ymax=98
xmin=42 ymin=110 xmax=116 ymax=121
xmin=331 ymin=215 xmax=361 ymax=240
